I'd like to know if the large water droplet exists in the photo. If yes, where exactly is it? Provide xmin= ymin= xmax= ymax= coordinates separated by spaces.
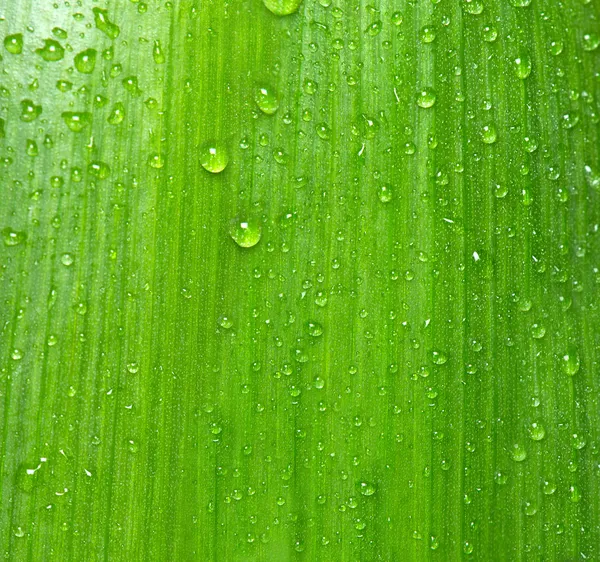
xmin=20 ymin=99 xmax=42 ymax=122
xmin=2 ymin=227 xmax=27 ymax=246
xmin=93 ymin=7 xmax=121 ymax=39
xmin=62 ymin=111 xmax=92 ymax=132
xmin=229 ymin=218 xmax=262 ymax=248
xmin=416 ymin=88 xmax=436 ymax=108
xmin=4 ymin=33 xmax=23 ymax=55
xmin=255 ymin=86 xmax=279 ymax=115
xmin=561 ymin=346 xmax=580 ymax=376
xmin=263 ymin=0 xmax=303 ymax=16
xmin=36 ymin=39 xmax=64 ymax=61
xmin=74 ymin=49 xmax=97 ymax=74
xmin=200 ymin=142 xmax=229 ymax=173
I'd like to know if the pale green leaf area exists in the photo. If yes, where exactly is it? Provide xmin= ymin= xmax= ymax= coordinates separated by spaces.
xmin=0 ymin=0 xmax=599 ymax=560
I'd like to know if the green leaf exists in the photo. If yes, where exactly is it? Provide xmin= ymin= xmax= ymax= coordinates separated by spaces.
xmin=1 ymin=0 xmax=599 ymax=560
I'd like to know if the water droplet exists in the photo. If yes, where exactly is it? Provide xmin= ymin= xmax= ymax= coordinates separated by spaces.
xmin=366 ymin=21 xmax=382 ymax=37
xmin=543 ymin=480 xmax=556 ymax=495
xmin=378 ymin=185 xmax=393 ymax=203
xmin=93 ymin=7 xmax=121 ymax=39
xmin=88 ymin=161 xmax=111 ymax=179
xmin=263 ymin=0 xmax=303 ymax=16
xmin=420 ymin=26 xmax=436 ymax=43
xmin=4 ymin=33 xmax=23 ymax=55
xmin=61 ymin=253 xmax=74 ymax=266
xmin=74 ymin=48 xmax=97 ymax=74
xmin=218 ymin=315 xmax=233 ymax=329
xmin=531 ymin=323 xmax=546 ymax=339
xmin=153 ymin=40 xmax=165 ymax=64
xmin=481 ymin=124 xmax=497 ymax=144
xmin=509 ymin=0 xmax=531 ymax=6
xmin=431 ymin=350 xmax=448 ymax=365
xmin=359 ymin=481 xmax=376 ymax=496
xmin=229 ymin=218 xmax=262 ymax=248
xmin=36 ymin=39 xmax=64 ymax=62
xmin=582 ymin=32 xmax=600 ymax=52
xmin=306 ymin=321 xmax=323 ymax=337
xmin=255 ymin=86 xmax=279 ymax=115
xmin=528 ymin=422 xmax=546 ymax=441
xmin=20 ymin=99 xmax=42 ymax=122
xmin=416 ymin=88 xmax=436 ymax=108
xmin=2 ymin=227 xmax=26 ymax=246
xmin=391 ymin=12 xmax=403 ymax=26
xmin=482 ymin=25 xmax=498 ymax=42
xmin=462 ymin=0 xmax=484 ymax=15
xmin=147 ymin=153 xmax=165 ymax=169
xmin=61 ymin=111 xmax=92 ymax=132
xmin=514 ymin=53 xmax=532 ymax=79
xmin=200 ymin=142 xmax=228 ymax=173
xmin=561 ymin=346 xmax=580 ymax=376
xmin=107 ymin=102 xmax=126 ymax=125
xmin=511 ymin=443 xmax=527 ymax=462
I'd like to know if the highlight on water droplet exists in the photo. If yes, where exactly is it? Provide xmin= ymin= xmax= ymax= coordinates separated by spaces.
xmin=4 ymin=33 xmax=23 ymax=55
xmin=263 ymin=0 xmax=303 ymax=16
xmin=416 ymin=88 xmax=436 ymax=108
xmin=74 ymin=48 xmax=97 ymax=74
xmin=255 ymin=86 xmax=279 ymax=115
xmin=229 ymin=217 xmax=262 ymax=248
xmin=200 ymin=141 xmax=229 ymax=173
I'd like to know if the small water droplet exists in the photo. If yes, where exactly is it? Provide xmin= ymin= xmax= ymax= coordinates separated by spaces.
xmin=107 ymin=102 xmax=126 ymax=125
xmin=152 ymin=40 xmax=165 ymax=64
xmin=481 ymin=124 xmax=498 ymax=144
xmin=528 ymin=422 xmax=546 ymax=441
xmin=88 ymin=161 xmax=111 ymax=179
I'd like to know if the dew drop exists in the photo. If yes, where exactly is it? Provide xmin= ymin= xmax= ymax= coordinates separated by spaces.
xmin=200 ymin=142 xmax=229 ymax=173
xmin=481 ymin=124 xmax=498 ymax=144
xmin=20 ymin=99 xmax=42 ymax=122
xmin=74 ymin=49 xmax=97 ymax=74
xmin=306 ymin=321 xmax=323 ymax=337
xmin=2 ymin=227 xmax=26 ymax=247
xmin=229 ymin=218 xmax=262 ymax=248
xmin=61 ymin=111 xmax=92 ymax=132
xmin=582 ymin=32 xmax=600 ymax=52
xmin=561 ymin=346 xmax=580 ymax=376
xmin=255 ymin=86 xmax=279 ymax=115
xmin=93 ymin=7 xmax=121 ymax=39
xmin=359 ymin=481 xmax=376 ymax=496
xmin=88 ymin=161 xmax=111 ymax=179
xmin=416 ymin=88 xmax=436 ymax=108
xmin=36 ymin=39 xmax=64 ymax=61
xmin=378 ymin=185 xmax=393 ymax=203
xmin=514 ymin=53 xmax=532 ymax=79
xmin=4 ymin=33 xmax=23 ymax=55
xmin=528 ymin=422 xmax=546 ymax=441
xmin=263 ymin=0 xmax=303 ymax=16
